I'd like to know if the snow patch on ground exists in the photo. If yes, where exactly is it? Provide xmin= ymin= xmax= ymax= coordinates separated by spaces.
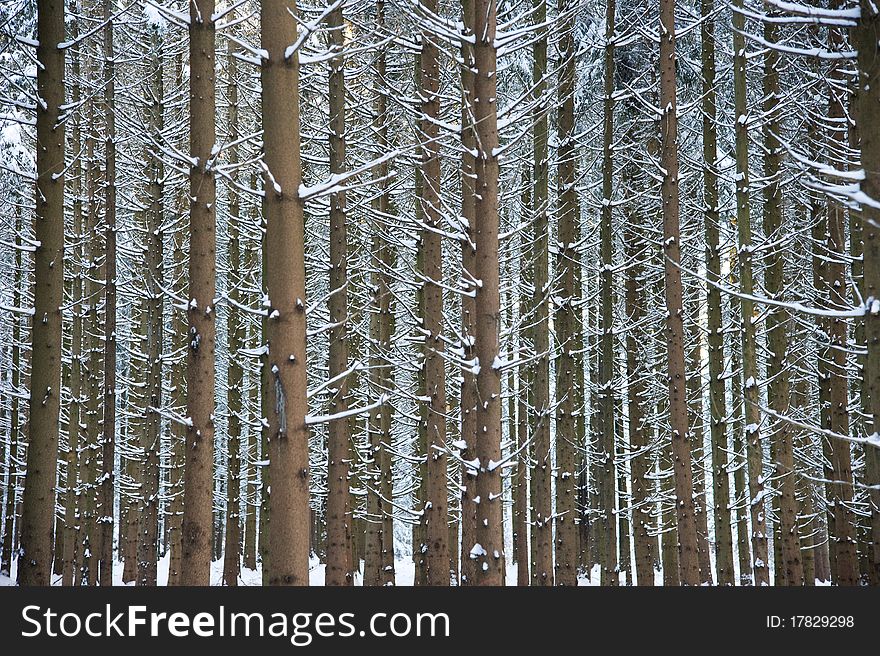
xmin=0 ymin=556 xmax=832 ymax=586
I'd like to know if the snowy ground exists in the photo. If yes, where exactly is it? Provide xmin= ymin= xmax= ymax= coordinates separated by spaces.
xmin=0 ymin=554 xmax=829 ymax=586
xmin=0 ymin=554 xmax=596 ymax=586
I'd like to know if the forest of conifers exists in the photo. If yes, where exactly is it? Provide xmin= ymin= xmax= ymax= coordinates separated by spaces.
xmin=0 ymin=0 xmax=879 ymax=588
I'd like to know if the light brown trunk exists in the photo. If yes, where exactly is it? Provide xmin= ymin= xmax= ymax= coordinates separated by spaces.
xmin=180 ymin=0 xmax=217 ymax=586
xmin=262 ymin=0 xmax=311 ymax=586
xmin=470 ymin=0 xmax=503 ymax=586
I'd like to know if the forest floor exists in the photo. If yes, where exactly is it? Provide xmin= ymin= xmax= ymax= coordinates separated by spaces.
xmin=0 ymin=554 xmax=598 ymax=586
xmin=2 ymin=553 xmax=825 ymax=586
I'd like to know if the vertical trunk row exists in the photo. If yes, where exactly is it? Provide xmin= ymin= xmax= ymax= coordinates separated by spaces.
xmin=18 ymin=0 xmax=66 ymax=586
xmin=1 ymin=200 xmax=23 ymax=577
xmin=98 ymin=0 xmax=116 ymax=587
xmin=62 ymin=8 xmax=83 ymax=585
xmin=470 ymin=0 xmax=503 ymax=586
xmin=826 ymin=7 xmax=859 ymax=586
xmin=624 ymin=179 xmax=653 ymax=585
xmin=262 ymin=0 xmax=311 ymax=586
xmin=419 ymin=0 xmax=450 ymax=586
xmin=325 ymin=1 xmax=352 ymax=586
xmin=762 ymin=14 xmax=803 ymax=586
xmin=855 ymin=0 xmax=880 ymax=587
xmin=597 ymin=0 xmax=617 ymax=588
xmin=554 ymin=0 xmax=581 ymax=588
xmin=658 ymin=0 xmax=700 ymax=586
xmin=732 ymin=0 xmax=770 ymax=586
xmin=364 ymin=0 xmax=395 ymax=587
xmin=222 ymin=34 xmax=242 ymax=587
xmin=458 ymin=0 xmax=478 ymax=586
xmin=700 ymin=0 xmax=734 ymax=586
xmin=515 ymin=172 xmax=532 ymax=586
xmin=530 ymin=0 xmax=553 ymax=588
xmin=137 ymin=21 xmax=165 ymax=586
xmin=180 ymin=0 xmax=217 ymax=586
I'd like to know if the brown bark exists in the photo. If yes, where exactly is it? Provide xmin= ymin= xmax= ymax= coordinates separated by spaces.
xmin=418 ymin=0 xmax=450 ymax=587
xmin=470 ymin=0 xmax=503 ymax=586
xmin=180 ymin=0 xmax=217 ymax=586
xmin=554 ymin=0 xmax=580 ymax=587
xmin=856 ymin=0 xmax=880 ymax=585
xmin=137 ymin=20 xmax=164 ymax=587
xmin=597 ymin=0 xmax=617 ymax=588
xmin=458 ymin=0 xmax=479 ymax=586
xmin=262 ymin=0 xmax=311 ymax=586
xmin=18 ymin=0 xmax=66 ymax=586
xmin=325 ymin=1 xmax=352 ymax=586
xmin=222 ymin=33 xmax=242 ymax=588
xmin=826 ymin=8 xmax=859 ymax=586
xmin=659 ymin=0 xmax=700 ymax=586
xmin=529 ymin=0 xmax=553 ymax=588
xmin=700 ymin=0 xmax=733 ymax=586
xmin=762 ymin=13 xmax=803 ymax=586
xmin=98 ymin=0 xmax=116 ymax=587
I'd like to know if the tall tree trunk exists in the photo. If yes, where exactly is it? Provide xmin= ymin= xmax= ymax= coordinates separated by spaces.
xmin=469 ymin=0 xmax=503 ymax=586
xmin=529 ymin=0 xmax=553 ymax=588
xmin=418 ymin=0 xmax=450 ymax=586
xmin=686 ymin=301 xmax=712 ymax=585
xmin=658 ymin=0 xmax=700 ymax=586
xmin=762 ymin=13 xmax=803 ymax=586
xmin=515 ymin=185 xmax=531 ymax=586
xmin=624 ymin=178 xmax=653 ymax=585
xmin=826 ymin=7 xmax=859 ymax=586
xmin=62 ymin=11 xmax=83 ymax=584
xmin=98 ymin=0 xmax=116 ymax=587
xmin=728 ymin=296 xmax=752 ymax=585
xmin=3 ymin=201 xmax=24 ymax=577
xmin=262 ymin=0 xmax=311 ymax=586
xmin=458 ymin=0 xmax=479 ymax=586
xmin=597 ymin=0 xmax=617 ymax=588
xmin=167 ymin=153 xmax=188 ymax=587
xmin=325 ymin=1 xmax=352 ymax=586
xmin=700 ymin=0 xmax=733 ymax=586
xmin=137 ymin=20 xmax=165 ymax=587
xmin=180 ymin=0 xmax=217 ymax=586
xmin=855 ymin=0 xmax=880 ymax=586
xmin=18 ymin=0 xmax=66 ymax=586
xmin=732 ymin=0 xmax=769 ymax=586
xmin=554 ymin=0 xmax=581 ymax=587
xmin=222 ymin=34 xmax=242 ymax=588
xmin=364 ymin=0 xmax=394 ymax=587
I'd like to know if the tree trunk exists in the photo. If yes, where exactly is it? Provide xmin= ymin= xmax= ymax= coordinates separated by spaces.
xmin=262 ymin=0 xmax=311 ymax=586
xmin=761 ymin=12 xmax=803 ymax=586
xmin=732 ymin=0 xmax=769 ymax=586
xmin=700 ymin=0 xmax=734 ymax=586
xmin=18 ymin=0 xmax=66 ymax=586
xmin=136 ymin=20 xmax=164 ymax=587
xmin=658 ymin=0 xmax=700 ymax=586
xmin=98 ymin=0 xmax=117 ymax=587
xmin=180 ymin=0 xmax=217 ymax=586
xmin=597 ymin=0 xmax=617 ymax=588
xmin=222 ymin=34 xmax=242 ymax=588
xmin=855 ymin=0 xmax=880 ymax=585
xmin=457 ymin=0 xmax=480 ymax=587
xmin=826 ymin=7 xmax=859 ymax=586
xmin=418 ymin=0 xmax=450 ymax=586
xmin=528 ymin=0 xmax=553 ymax=589
xmin=554 ymin=0 xmax=581 ymax=587
xmin=325 ymin=1 xmax=352 ymax=586
xmin=470 ymin=0 xmax=503 ymax=586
